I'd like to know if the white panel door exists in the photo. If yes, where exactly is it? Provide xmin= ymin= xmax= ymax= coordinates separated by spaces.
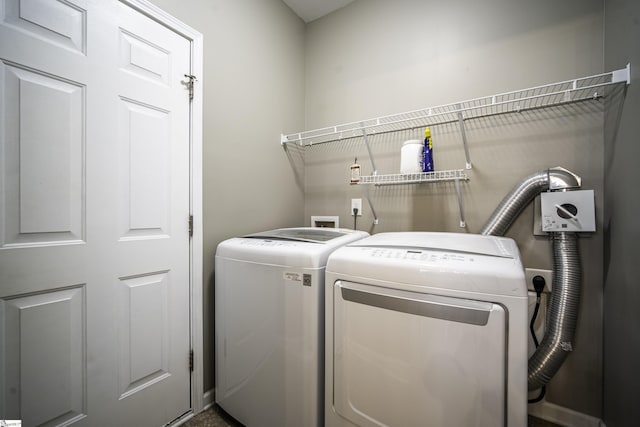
xmin=0 ymin=1 xmax=192 ymax=425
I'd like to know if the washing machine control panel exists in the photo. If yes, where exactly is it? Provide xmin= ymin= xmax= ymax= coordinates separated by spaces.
xmin=240 ymin=239 xmax=297 ymax=247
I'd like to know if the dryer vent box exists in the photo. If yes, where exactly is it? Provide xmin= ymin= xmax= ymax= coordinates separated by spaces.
xmin=540 ymin=190 xmax=595 ymax=232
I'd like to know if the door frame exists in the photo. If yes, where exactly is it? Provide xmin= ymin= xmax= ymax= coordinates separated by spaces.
xmin=120 ymin=0 xmax=204 ymax=414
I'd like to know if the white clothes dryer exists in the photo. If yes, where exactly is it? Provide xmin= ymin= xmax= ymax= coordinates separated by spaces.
xmin=215 ymin=227 xmax=369 ymax=427
xmin=325 ymin=232 xmax=528 ymax=427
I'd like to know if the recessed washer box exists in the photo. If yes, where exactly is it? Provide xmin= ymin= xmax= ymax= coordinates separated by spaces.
xmin=541 ymin=190 xmax=596 ymax=232
xmin=311 ymin=215 xmax=339 ymax=228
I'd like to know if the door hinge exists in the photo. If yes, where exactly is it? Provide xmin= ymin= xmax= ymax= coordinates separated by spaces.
xmin=188 ymin=215 xmax=193 ymax=238
xmin=184 ymin=74 xmax=197 ymax=101
xmin=189 ymin=349 xmax=194 ymax=372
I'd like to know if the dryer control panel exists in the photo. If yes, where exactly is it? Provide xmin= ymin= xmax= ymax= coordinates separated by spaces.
xmin=368 ymin=248 xmax=470 ymax=263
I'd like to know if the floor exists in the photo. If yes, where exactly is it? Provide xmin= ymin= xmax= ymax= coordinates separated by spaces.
xmin=183 ymin=405 xmax=563 ymax=427
xmin=182 ymin=406 xmax=241 ymax=427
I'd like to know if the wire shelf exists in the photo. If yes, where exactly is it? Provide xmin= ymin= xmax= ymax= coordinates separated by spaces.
xmin=359 ymin=170 xmax=469 ymax=186
xmin=281 ymin=65 xmax=630 ymax=146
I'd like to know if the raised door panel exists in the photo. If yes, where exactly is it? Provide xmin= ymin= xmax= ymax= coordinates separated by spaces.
xmin=1 ymin=0 xmax=87 ymax=54
xmin=0 ymin=61 xmax=85 ymax=247
xmin=117 ymin=271 xmax=170 ymax=399
xmin=118 ymin=98 xmax=170 ymax=240
xmin=0 ymin=286 xmax=86 ymax=425
xmin=119 ymin=29 xmax=170 ymax=86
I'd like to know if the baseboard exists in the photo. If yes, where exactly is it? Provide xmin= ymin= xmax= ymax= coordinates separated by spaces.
xmin=528 ymin=399 xmax=606 ymax=427
xmin=203 ymin=389 xmax=215 ymax=411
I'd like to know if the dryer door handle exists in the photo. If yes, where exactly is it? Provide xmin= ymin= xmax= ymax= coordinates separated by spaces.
xmin=337 ymin=281 xmax=494 ymax=326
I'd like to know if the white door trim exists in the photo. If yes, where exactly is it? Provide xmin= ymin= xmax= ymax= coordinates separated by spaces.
xmin=119 ymin=0 xmax=204 ymax=414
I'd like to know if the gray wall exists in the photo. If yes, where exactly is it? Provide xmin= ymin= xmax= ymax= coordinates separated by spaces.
xmin=145 ymin=0 xmax=639 ymax=421
xmin=303 ymin=0 xmax=606 ymax=417
xmin=603 ymin=0 xmax=640 ymax=425
xmin=148 ymin=0 xmax=306 ymax=392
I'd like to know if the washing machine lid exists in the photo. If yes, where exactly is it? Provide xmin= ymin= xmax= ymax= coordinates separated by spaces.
xmin=243 ymin=227 xmax=353 ymax=243
xmin=216 ymin=228 xmax=369 ymax=268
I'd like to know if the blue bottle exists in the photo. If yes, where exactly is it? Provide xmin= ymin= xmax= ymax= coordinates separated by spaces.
xmin=422 ymin=127 xmax=434 ymax=172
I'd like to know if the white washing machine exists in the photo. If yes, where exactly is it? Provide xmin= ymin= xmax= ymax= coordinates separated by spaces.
xmin=324 ymin=232 xmax=528 ymax=427
xmin=215 ymin=227 xmax=369 ymax=427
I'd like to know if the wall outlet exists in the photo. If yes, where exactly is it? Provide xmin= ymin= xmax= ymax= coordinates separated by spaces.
xmin=525 ymin=268 xmax=553 ymax=293
xmin=351 ymin=198 xmax=362 ymax=216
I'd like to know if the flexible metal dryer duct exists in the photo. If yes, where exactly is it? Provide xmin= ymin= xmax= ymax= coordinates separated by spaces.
xmin=528 ymin=233 xmax=581 ymax=390
xmin=480 ymin=167 xmax=581 ymax=236
xmin=480 ymin=167 xmax=583 ymax=391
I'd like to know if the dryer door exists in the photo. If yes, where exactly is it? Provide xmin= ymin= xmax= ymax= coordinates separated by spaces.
xmin=332 ymin=281 xmax=507 ymax=427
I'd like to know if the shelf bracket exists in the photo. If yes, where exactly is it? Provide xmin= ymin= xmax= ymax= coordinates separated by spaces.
xmin=612 ymin=63 xmax=631 ymax=85
xmin=363 ymin=185 xmax=379 ymax=225
xmin=454 ymin=176 xmax=466 ymax=228
xmin=456 ymin=104 xmax=472 ymax=169
xmin=360 ymin=124 xmax=378 ymax=175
